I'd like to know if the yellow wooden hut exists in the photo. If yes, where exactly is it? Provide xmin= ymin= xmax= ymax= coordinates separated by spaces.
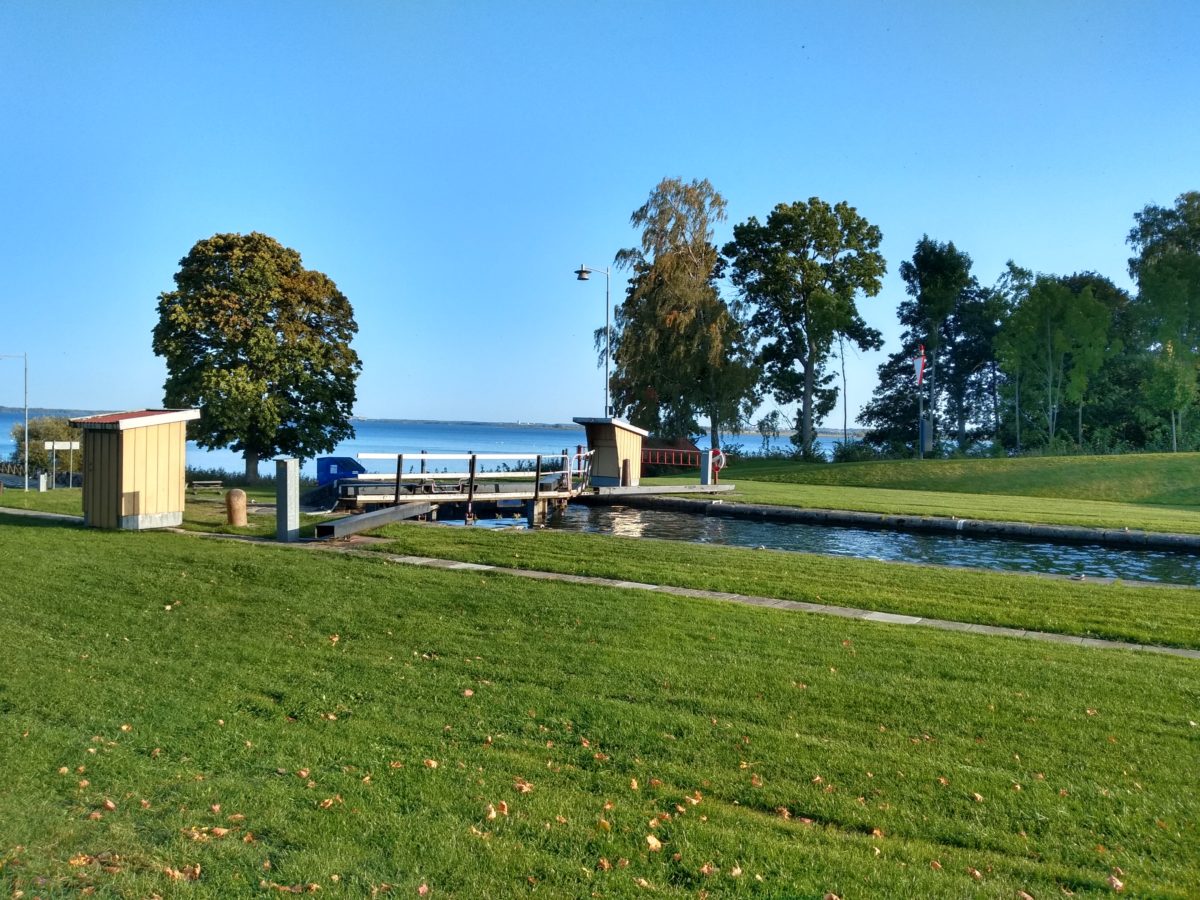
xmin=70 ymin=409 xmax=200 ymax=530
xmin=573 ymin=417 xmax=648 ymax=487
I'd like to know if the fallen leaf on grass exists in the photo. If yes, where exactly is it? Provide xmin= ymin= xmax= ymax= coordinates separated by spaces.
xmin=966 ymin=867 xmax=983 ymax=881
xmin=597 ymin=858 xmax=612 ymax=871
xmin=929 ymin=860 xmax=942 ymax=871
xmin=463 ymin=689 xmax=474 ymax=698
xmin=646 ymin=835 xmax=662 ymax=852
xmin=972 ymin=793 xmax=985 ymax=803
xmin=423 ymin=759 xmax=438 ymax=769
xmin=417 ymin=883 xmax=430 ymax=896
xmin=699 ymin=862 xmax=716 ymax=876
xmin=514 ymin=777 xmax=533 ymax=793
xmin=165 ymin=864 xmax=201 ymax=881
xmin=1108 ymin=874 xmax=1125 ymax=892
xmin=630 ymin=778 xmax=639 ymax=791
xmin=70 ymin=854 xmax=94 ymax=866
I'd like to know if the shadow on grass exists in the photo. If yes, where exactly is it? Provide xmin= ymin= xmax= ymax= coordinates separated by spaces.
xmin=0 ymin=511 xmax=85 ymax=530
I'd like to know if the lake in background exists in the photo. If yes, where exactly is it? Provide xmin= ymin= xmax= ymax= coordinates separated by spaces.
xmin=0 ymin=410 xmax=835 ymax=478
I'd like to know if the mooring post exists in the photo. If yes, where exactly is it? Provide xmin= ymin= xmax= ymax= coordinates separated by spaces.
xmin=700 ymin=450 xmax=715 ymax=486
xmin=533 ymin=455 xmax=542 ymax=502
xmin=563 ymin=448 xmax=571 ymax=492
xmin=276 ymin=458 xmax=300 ymax=542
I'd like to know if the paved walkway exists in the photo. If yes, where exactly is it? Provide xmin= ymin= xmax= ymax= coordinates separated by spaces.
xmin=328 ymin=542 xmax=1200 ymax=660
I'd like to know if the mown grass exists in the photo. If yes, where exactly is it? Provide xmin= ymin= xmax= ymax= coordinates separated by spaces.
xmin=0 ymin=487 xmax=325 ymax=538
xmin=727 ymin=452 xmax=1200 ymax=505
xmin=1 ymin=517 xmax=1197 ymax=897
xmin=656 ymin=477 xmax=1200 ymax=535
xmin=370 ymin=524 xmax=1200 ymax=650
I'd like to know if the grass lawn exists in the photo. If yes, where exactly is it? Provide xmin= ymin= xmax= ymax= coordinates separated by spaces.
xmin=657 ymin=478 xmax=1200 ymax=535
xmin=671 ymin=452 xmax=1200 ymax=534
xmin=2 ymin=517 xmax=1198 ymax=897
xmin=0 ymin=487 xmax=325 ymax=539
xmin=370 ymin=524 xmax=1200 ymax=651
xmin=727 ymin=452 xmax=1200 ymax=506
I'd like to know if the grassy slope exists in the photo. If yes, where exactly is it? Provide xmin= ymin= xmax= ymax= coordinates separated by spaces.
xmin=636 ymin=452 xmax=1200 ymax=534
xmin=726 ymin=453 xmax=1200 ymax=505
xmin=2 ymin=520 xmax=1198 ymax=897
xmin=370 ymin=524 xmax=1200 ymax=650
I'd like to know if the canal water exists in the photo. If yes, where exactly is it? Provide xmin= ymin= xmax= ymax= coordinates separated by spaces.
xmin=551 ymin=504 xmax=1200 ymax=587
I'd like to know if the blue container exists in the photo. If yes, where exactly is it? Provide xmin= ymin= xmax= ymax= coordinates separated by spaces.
xmin=317 ymin=456 xmax=366 ymax=486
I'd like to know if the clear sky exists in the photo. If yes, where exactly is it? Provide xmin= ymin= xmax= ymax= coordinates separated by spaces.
xmin=1 ymin=1 xmax=1196 ymax=428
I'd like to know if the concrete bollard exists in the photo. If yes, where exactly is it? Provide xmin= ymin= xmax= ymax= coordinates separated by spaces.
xmin=226 ymin=488 xmax=248 ymax=526
xmin=276 ymin=458 xmax=300 ymax=542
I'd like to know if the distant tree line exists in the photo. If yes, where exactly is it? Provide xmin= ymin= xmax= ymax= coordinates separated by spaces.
xmin=606 ymin=180 xmax=1199 ymax=457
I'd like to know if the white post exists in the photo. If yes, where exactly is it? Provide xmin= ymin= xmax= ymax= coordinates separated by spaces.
xmin=700 ymin=450 xmax=715 ymax=486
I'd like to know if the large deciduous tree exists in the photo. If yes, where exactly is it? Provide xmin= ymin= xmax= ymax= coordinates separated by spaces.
xmin=724 ymin=198 xmax=884 ymax=456
xmin=898 ymin=237 xmax=973 ymax=449
xmin=610 ymin=178 xmax=758 ymax=449
xmin=997 ymin=276 xmax=1109 ymax=447
xmin=1127 ymin=193 xmax=1200 ymax=449
xmin=152 ymin=232 xmax=361 ymax=480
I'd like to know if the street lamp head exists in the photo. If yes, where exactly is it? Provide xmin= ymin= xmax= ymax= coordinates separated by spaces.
xmin=574 ymin=264 xmax=591 ymax=281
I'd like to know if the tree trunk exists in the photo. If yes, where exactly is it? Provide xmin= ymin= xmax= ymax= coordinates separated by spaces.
xmin=244 ymin=449 xmax=260 ymax=483
xmin=928 ymin=353 xmax=938 ymax=450
xmin=1077 ymin=402 xmax=1083 ymax=446
xmin=839 ymin=335 xmax=848 ymax=446
xmin=1014 ymin=372 xmax=1022 ymax=453
xmin=801 ymin=336 xmax=816 ymax=453
xmin=708 ymin=411 xmax=721 ymax=454
xmin=1171 ymin=409 xmax=1178 ymax=452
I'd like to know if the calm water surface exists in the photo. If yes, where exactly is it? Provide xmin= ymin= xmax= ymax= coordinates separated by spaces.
xmin=551 ymin=504 xmax=1200 ymax=587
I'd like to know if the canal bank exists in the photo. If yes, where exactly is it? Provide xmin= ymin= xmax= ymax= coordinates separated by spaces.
xmin=572 ymin=493 xmax=1200 ymax=554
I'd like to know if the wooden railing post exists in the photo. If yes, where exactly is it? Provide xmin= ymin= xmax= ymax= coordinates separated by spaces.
xmin=533 ymin=455 xmax=542 ymax=502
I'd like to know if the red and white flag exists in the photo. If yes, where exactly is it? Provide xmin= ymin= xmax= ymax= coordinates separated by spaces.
xmin=914 ymin=345 xmax=926 ymax=386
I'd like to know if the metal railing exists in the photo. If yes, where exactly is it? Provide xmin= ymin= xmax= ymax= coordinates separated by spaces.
xmin=355 ymin=450 xmax=595 ymax=505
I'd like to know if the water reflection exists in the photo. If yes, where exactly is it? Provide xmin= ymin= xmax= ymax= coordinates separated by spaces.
xmin=552 ymin=505 xmax=1200 ymax=587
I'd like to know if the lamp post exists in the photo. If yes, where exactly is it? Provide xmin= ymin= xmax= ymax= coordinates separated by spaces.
xmin=1 ymin=352 xmax=28 ymax=491
xmin=574 ymin=264 xmax=611 ymax=417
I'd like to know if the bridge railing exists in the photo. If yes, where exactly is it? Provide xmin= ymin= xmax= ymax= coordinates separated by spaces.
xmin=355 ymin=450 xmax=594 ymax=502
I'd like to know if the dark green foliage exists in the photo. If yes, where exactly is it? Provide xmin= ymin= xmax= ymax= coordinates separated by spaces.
xmin=8 ymin=416 xmax=82 ymax=474
xmin=724 ymin=198 xmax=885 ymax=456
xmin=152 ymin=232 xmax=361 ymax=480
xmin=610 ymin=179 xmax=758 ymax=448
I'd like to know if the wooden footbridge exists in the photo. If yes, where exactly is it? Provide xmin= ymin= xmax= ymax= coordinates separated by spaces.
xmin=314 ymin=449 xmax=594 ymax=539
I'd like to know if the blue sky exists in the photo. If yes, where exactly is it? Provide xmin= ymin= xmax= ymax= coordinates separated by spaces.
xmin=1 ymin=1 xmax=1196 ymax=427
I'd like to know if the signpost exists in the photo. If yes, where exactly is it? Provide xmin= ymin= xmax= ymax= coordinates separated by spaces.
xmin=43 ymin=440 xmax=80 ymax=490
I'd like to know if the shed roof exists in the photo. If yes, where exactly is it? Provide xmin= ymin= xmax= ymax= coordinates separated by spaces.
xmin=572 ymin=416 xmax=650 ymax=437
xmin=70 ymin=409 xmax=201 ymax=431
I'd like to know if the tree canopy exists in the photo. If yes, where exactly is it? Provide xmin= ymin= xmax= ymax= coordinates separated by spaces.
xmin=610 ymin=178 xmax=758 ymax=449
xmin=152 ymin=232 xmax=361 ymax=480
xmin=724 ymin=198 xmax=884 ymax=455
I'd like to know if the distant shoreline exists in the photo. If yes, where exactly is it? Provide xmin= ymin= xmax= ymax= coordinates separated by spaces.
xmin=0 ymin=407 xmax=865 ymax=439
